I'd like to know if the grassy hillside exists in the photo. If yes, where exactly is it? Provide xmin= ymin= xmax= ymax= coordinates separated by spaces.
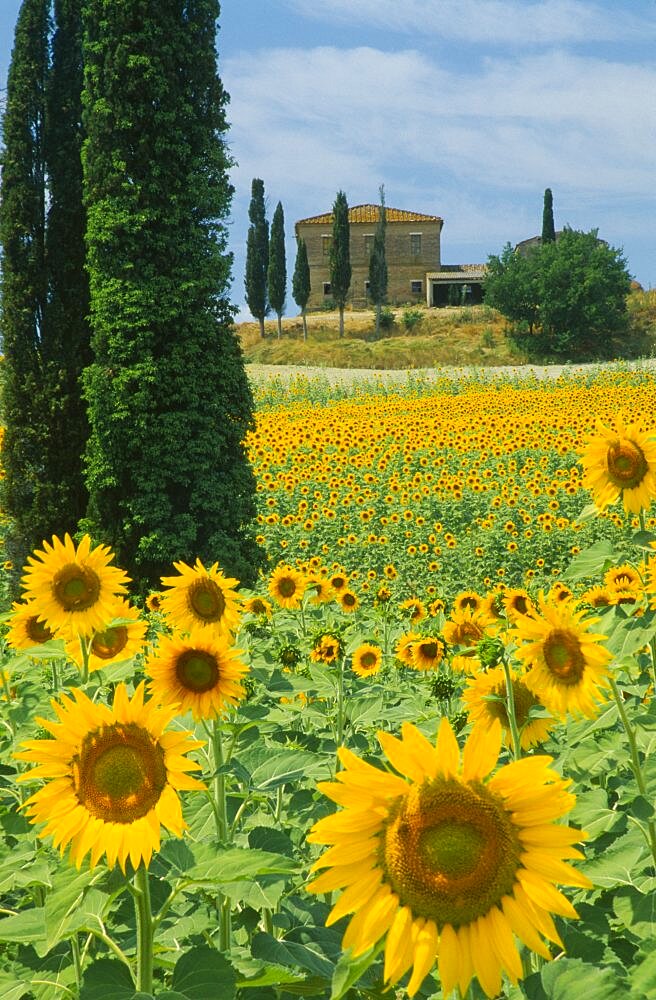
xmin=238 ymin=291 xmax=656 ymax=369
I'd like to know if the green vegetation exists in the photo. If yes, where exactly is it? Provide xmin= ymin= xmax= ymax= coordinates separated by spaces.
xmin=267 ymin=200 xmax=286 ymax=339
xmin=542 ymin=187 xmax=556 ymax=243
xmin=292 ymin=236 xmax=310 ymax=341
xmin=245 ymin=178 xmax=269 ymax=340
xmin=81 ymin=0 xmax=262 ymax=591
xmin=369 ymin=185 xmax=388 ymax=337
xmin=329 ymin=190 xmax=351 ymax=338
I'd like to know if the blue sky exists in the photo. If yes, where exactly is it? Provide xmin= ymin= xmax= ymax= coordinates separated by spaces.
xmin=2 ymin=0 xmax=655 ymax=319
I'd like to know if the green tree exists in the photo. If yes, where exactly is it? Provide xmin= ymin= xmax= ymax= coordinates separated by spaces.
xmin=542 ymin=188 xmax=555 ymax=243
xmin=43 ymin=0 xmax=91 ymax=542
xmin=245 ymin=177 xmax=268 ymax=339
xmin=82 ymin=0 xmax=262 ymax=592
xmin=0 ymin=0 xmax=50 ymax=581
xmin=267 ymin=200 xmax=286 ymax=338
xmin=485 ymin=229 xmax=631 ymax=358
xmin=329 ymin=189 xmax=351 ymax=338
xmin=369 ymin=185 xmax=387 ymax=337
xmin=292 ymin=236 xmax=310 ymax=341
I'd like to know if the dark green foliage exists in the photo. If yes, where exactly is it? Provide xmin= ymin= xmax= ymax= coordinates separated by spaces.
xmin=267 ymin=200 xmax=286 ymax=339
xmin=42 ymin=0 xmax=91 ymax=541
xmin=542 ymin=187 xmax=556 ymax=244
xmin=329 ymin=190 xmax=351 ymax=338
xmin=81 ymin=0 xmax=263 ymax=592
xmin=368 ymin=185 xmax=387 ymax=337
xmin=0 ymin=0 xmax=50 ymax=580
xmin=245 ymin=178 xmax=269 ymax=339
xmin=485 ymin=229 xmax=632 ymax=358
xmin=292 ymin=237 xmax=310 ymax=341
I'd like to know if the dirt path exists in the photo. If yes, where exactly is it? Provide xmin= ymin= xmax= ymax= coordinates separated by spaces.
xmin=246 ymin=359 xmax=656 ymax=386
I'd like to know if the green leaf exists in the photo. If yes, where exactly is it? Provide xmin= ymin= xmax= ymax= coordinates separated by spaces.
xmin=330 ymin=941 xmax=383 ymax=1000
xmin=539 ymin=958 xmax=626 ymax=999
xmin=0 ymin=907 xmax=47 ymax=945
xmin=583 ymin=831 xmax=646 ymax=888
xmin=188 ymin=846 xmax=297 ymax=884
xmin=170 ymin=946 xmax=236 ymax=1000
xmin=251 ymin=931 xmax=334 ymax=979
xmin=248 ymin=750 xmax=328 ymax=791
xmin=563 ymin=539 xmax=616 ymax=581
xmin=0 ymin=973 xmax=33 ymax=1000
xmin=79 ymin=959 xmax=139 ymax=1000
xmin=630 ymin=949 xmax=656 ymax=996
xmin=604 ymin=608 xmax=656 ymax=660
xmin=248 ymin=825 xmax=294 ymax=857
xmin=613 ymin=885 xmax=656 ymax=938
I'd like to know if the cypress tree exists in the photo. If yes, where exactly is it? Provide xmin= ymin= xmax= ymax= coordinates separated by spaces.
xmin=329 ymin=190 xmax=351 ymax=338
xmin=81 ymin=0 xmax=263 ymax=592
xmin=42 ymin=0 xmax=91 ymax=539
xmin=369 ymin=185 xmax=388 ymax=338
xmin=245 ymin=178 xmax=268 ymax=339
xmin=292 ymin=236 xmax=310 ymax=341
xmin=542 ymin=188 xmax=556 ymax=244
xmin=267 ymin=200 xmax=286 ymax=339
xmin=0 ymin=0 xmax=50 ymax=582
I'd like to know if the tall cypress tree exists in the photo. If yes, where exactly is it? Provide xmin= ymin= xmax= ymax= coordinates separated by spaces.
xmin=245 ymin=178 xmax=268 ymax=339
xmin=81 ymin=0 xmax=263 ymax=591
xmin=0 ymin=0 xmax=50 ymax=581
xmin=292 ymin=236 xmax=310 ymax=341
xmin=42 ymin=0 xmax=91 ymax=538
xmin=267 ymin=200 xmax=286 ymax=339
xmin=329 ymin=190 xmax=351 ymax=339
xmin=369 ymin=185 xmax=387 ymax=338
xmin=542 ymin=188 xmax=556 ymax=244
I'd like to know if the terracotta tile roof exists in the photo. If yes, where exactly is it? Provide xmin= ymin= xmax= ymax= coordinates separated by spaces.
xmin=426 ymin=265 xmax=487 ymax=280
xmin=296 ymin=204 xmax=443 ymax=225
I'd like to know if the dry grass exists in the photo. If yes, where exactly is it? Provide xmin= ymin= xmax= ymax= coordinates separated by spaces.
xmin=238 ymin=304 xmax=526 ymax=369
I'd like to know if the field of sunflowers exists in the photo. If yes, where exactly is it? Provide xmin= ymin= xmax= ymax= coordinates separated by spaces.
xmin=2 ymin=364 xmax=656 ymax=999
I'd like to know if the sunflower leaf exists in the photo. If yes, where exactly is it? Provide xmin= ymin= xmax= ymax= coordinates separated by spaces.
xmin=562 ymin=540 xmax=617 ymax=582
xmin=78 ymin=958 xmax=137 ymax=1000
xmin=169 ymin=945 xmax=236 ymax=999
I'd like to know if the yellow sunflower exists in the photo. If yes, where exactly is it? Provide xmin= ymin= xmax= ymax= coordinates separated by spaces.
xmin=352 ymin=643 xmax=382 ymax=678
xmin=6 ymin=601 xmax=57 ymax=650
xmin=502 ymin=588 xmax=535 ymax=622
xmin=243 ymin=595 xmax=273 ymax=617
xmin=65 ymin=599 xmax=147 ymax=674
xmin=451 ymin=651 xmax=482 ymax=675
xmin=399 ymin=598 xmax=427 ymax=623
xmin=580 ymin=415 xmax=656 ymax=513
xmin=603 ymin=563 xmax=642 ymax=594
xmin=452 ymin=590 xmax=485 ymax=615
xmin=330 ymin=572 xmax=349 ymax=592
xmin=410 ymin=637 xmax=446 ymax=672
xmin=21 ymin=534 xmax=129 ymax=638
xmin=442 ymin=607 xmax=492 ymax=648
xmin=511 ymin=595 xmax=612 ymax=719
xmin=160 ymin=558 xmax=241 ymax=634
xmin=338 ymin=589 xmax=359 ymax=613
xmin=463 ymin=667 xmax=555 ymax=749
xmin=395 ymin=630 xmax=421 ymax=667
xmin=580 ymin=585 xmax=613 ymax=608
xmin=15 ymin=682 xmax=204 ymax=871
xmin=310 ymin=634 xmax=342 ymax=664
xmin=307 ymin=718 xmax=591 ymax=999
xmin=145 ymin=629 xmax=248 ymax=721
xmin=548 ymin=582 xmax=575 ymax=605
xmin=307 ymin=576 xmax=334 ymax=605
xmin=146 ymin=592 xmax=163 ymax=613
xmin=269 ymin=564 xmax=307 ymax=610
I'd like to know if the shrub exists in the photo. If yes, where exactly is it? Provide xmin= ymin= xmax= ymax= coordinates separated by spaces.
xmin=379 ymin=307 xmax=395 ymax=331
xmin=401 ymin=307 xmax=423 ymax=332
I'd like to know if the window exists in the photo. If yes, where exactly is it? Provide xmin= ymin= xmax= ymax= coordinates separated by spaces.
xmin=323 ymin=282 xmax=332 ymax=295
xmin=364 ymin=280 xmax=371 ymax=297
xmin=410 ymin=233 xmax=422 ymax=255
xmin=363 ymin=235 xmax=374 ymax=256
xmin=322 ymin=235 xmax=332 ymax=257
xmin=410 ymin=280 xmax=422 ymax=294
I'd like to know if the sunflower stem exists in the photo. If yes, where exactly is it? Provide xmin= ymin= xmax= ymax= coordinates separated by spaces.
xmin=71 ymin=933 xmax=82 ymax=991
xmin=0 ymin=667 xmax=13 ymax=714
xmin=78 ymin=634 xmax=90 ymax=685
xmin=133 ymin=865 xmax=154 ymax=994
xmin=335 ymin=654 xmax=346 ymax=767
xmin=609 ymin=675 xmax=656 ymax=867
xmin=49 ymin=658 xmax=60 ymax=692
xmin=210 ymin=718 xmax=233 ymax=951
xmin=500 ymin=654 xmax=522 ymax=760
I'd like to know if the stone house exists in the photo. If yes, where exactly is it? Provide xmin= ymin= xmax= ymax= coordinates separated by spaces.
xmin=294 ymin=203 xmax=486 ymax=309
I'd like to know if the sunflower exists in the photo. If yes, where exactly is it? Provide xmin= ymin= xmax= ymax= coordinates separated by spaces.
xmin=376 ymin=585 xmax=392 ymax=604
xmin=330 ymin=572 xmax=349 ymax=592
xmin=580 ymin=415 xmax=656 ymax=514
xmin=310 ymin=634 xmax=342 ymax=664
xmin=15 ymin=683 xmax=204 ymax=871
xmin=442 ymin=607 xmax=491 ymax=648
xmin=307 ymin=718 xmax=591 ymax=999
xmin=511 ymin=595 xmax=612 ymax=719
xmin=145 ymin=629 xmax=248 ymax=721
xmin=463 ymin=667 xmax=555 ymax=749
xmin=451 ymin=651 xmax=482 ymax=676
xmin=603 ymin=563 xmax=642 ymax=594
xmin=65 ymin=599 xmax=147 ymax=674
xmin=6 ymin=601 xmax=57 ymax=650
xmin=410 ymin=637 xmax=446 ymax=672
xmin=146 ymin=592 xmax=163 ymax=613
xmin=399 ymin=598 xmax=427 ymax=623
xmin=338 ymin=589 xmax=359 ymax=613
xmin=307 ymin=576 xmax=334 ymax=605
xmin=548 ymin=582 xmax=574 ymax=605
xmin=243 ymin=595 xmax=273 ymax=617
xmin=21 ymin=534 xmax=129 ymax=638
xmin=428 ymin=598 xmax=445 ymax=617
xmin=269 ymin=564 xmax=307 ymax=610
xmin=160 ymin=558 xmax=241 ymax=634
xmin=502 ymin=588 xmax=535 ymax=622
xmin=395 ymin=630 xmax=421 ymax=666
xmin=352 ymin=643 xmax=382 ymax=678
xmin=580 ymin=585 xmax=613 ymax=609
xmin=452 ymin=590 xmax=485 ymax=615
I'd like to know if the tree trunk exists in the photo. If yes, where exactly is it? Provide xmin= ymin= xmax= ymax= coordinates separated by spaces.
xmin=277 ymin=313 xmax=282 ymax=338
xmin=339 ymin=304 xmax=344 ymax=339
xmin=302 ymin=309 xmax=307 ymax=341
xmin=258 ymin=316 xmax=265 ymax=339
xmin=375 ymin=301 xmax=381 ymax=338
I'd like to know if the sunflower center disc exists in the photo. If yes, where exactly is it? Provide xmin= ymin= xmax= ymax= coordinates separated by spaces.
xmin=53 ymin=564 xmax=102 ymax=612
xmin=607 ymin=441 xmax=648 ymax=489
xmin=360 ymin=652 xmax=377 ymax=669
xmin=92 ymin=626 xmax=128 ymax=660
xmin=188 ymin=579 xmax=226 ymax=623
xmin=459 ymin=623 xmax=482 ymax=646
xmin=176 ymin=649 xmax=220 ymax=692
xmin=543 ymin=629 xmax=586 ymax=684
xmin=419 ymin=642 xmax=439 ymax=659
xmin=488 ymin=679 xmax=537 ymax=728
xmin=26 ymin=616 xmax=54 ymax=644
xmin=278 ymin=578 xmax=297 ymax=598
xmin=382 ymin=778 xmax=521 ymax=928
xmin=74 ymin=723 xmax=167 ymax=823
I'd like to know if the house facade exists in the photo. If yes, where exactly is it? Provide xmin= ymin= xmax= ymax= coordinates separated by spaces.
xmin=295 ymin=204 xmax=486 ymax=309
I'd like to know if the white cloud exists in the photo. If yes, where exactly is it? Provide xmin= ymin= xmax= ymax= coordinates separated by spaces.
xmin=283 ymin=0 xmax=655 ymax=46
